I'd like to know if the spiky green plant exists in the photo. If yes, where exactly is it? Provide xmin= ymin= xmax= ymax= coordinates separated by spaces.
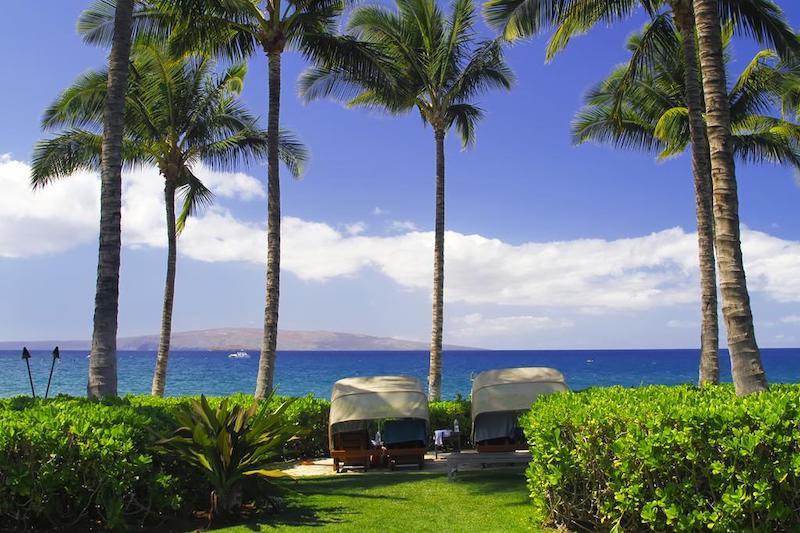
xmin=157 ymin=394 xmax=300 ymax=518
xmin=31 ymin=42 xmax=307 ymax=398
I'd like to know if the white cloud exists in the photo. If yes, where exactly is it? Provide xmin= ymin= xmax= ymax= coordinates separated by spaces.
xmin=3 ymin=155 xmax=800 ymax=314
xmin=343 ymin=221 xmax=367 ymax=236
xmin=387 ymin=220 xmax=419 ymax=233
xmin=373 ymin=206 xmax=388 ymax=216
xmin=451 ymin=313 xmax=573 ymax=336
xmin=781 ymin=315 xmax=800 ymax=323
xmin=193 ymin=166 xmax=265 ymax=201
xmin=0 ymin=154 xmax=99 ymax=257
xmin=667 ymin=319 xmax=696 ymax=329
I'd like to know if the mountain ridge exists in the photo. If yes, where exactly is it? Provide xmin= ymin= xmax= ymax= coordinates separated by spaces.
xmin=0 ymin=328 xmax=481 ymax=351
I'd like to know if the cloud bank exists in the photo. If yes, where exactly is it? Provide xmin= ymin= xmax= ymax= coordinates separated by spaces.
xmin=2 ymin=155 xmax=799 ymax=313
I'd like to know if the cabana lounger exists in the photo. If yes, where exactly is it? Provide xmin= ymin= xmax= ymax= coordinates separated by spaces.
xmin=471 ymin=367 xmax=568 ymax=453
xmin=329 ymin=376 xmax=429 ymax=472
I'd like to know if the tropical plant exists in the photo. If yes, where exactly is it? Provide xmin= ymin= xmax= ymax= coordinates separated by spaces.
xmin=483 ymin=0 xmax=798 ymax=394
xmin=300 ymin=0 xmax=514 ymax=400
xmin=31 ymin=43 xmax=307 ymax=397
xmin=573 ymin=21 xmax=800 ymax=385
xmin=77 ymin=0 xmax=381 ymax=399
xmin=522 ymin=384 xmax=800 ymax=531
xmin=692 ymin=0 xmax=771 ymax=394
xmin=157 ymin=394 xmax=299 ymax=518
xmin=84 ymin=0 xmax=135 ymax=399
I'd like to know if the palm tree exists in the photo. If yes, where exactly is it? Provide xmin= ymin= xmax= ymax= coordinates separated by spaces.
xmin=691 ymin=0 xmax=774 ymax=394
xmin=84 ymin=0 xmax=135 ymax=399
xmin=300 ymin=0 xmax=514 ymax=400
xmin=574 ymin=21 xmax=800 ymax=385
xmin=483 ymin=0 xmax=798 ymax=394
xmin=78 ymin=0 xmax=378 ymax=399
xmin=31 ymin=43 xmax=307 ymax=397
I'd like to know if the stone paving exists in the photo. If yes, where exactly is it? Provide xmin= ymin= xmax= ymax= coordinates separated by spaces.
xmin=281 ymin=452 xmax=453 ymax=477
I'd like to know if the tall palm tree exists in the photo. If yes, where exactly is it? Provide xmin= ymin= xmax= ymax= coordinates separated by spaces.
xmin=83 ymin=0 xmax=135 ymax=399
xmin=692 ymin=0 xmax=774 ymax=394
xmin=574 ymin=21 xmax=800 ymax=385
xmin=484 ymin=0 xmax=798 ymax=393
xmin=78 ymin=0 xmax=378 ymax=399
xmin=31 ymin=43 xmax=307 ymax=397
xmin=300 ymin=0 xmax=514 ymax=400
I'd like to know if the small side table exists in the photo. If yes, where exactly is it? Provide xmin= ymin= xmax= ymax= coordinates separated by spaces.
xmin=433 ymin=429 xmax=461 ymax=458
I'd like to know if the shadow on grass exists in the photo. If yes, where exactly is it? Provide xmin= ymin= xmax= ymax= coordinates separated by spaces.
xmin=453 ymin=470 xmax=531 ymax=507
xmin=202 ymin=469 xmax=532 ymax=530
xmin=228 ymin=473 xmax=429 ymax=529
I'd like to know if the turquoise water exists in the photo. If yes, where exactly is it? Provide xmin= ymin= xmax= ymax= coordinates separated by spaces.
xmin=1 ymin=349 xmax=798 ymax=399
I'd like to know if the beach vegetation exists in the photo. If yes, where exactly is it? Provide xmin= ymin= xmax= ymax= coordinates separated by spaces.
xmin=573 ymin=19 xmax=800 ymax=388
xmin=31 ymin=43 xmax=307 ymax=398
xmin=300 ymin=0 xmax=515 ymax=401
xmin=483 ymin=0 xmax=798 ymax=394
xmin=157 ymin=394 xmax=300 ymax=519
xmin=523 ymin=384 xmax=800 ymax=531
xmin=0 ymin=394 xmax=471 ymax=529
xmin=78 ymin=0 xmax=386 ymax=400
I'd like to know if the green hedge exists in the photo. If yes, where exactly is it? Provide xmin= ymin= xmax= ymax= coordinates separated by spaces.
xmin=522 ymin=385 xmax=800 ymax=532
xmin=0 ymin=394 xmax=328 ymax=530
xmin=0 ymin=394 xmax=469 ymax=530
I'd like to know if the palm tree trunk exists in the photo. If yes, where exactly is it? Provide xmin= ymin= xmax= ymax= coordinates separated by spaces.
xmin=255 ymin=49 xmax=282 ymax=399
xmin=428 ymin=128 xmax=446 ymax=402
xmin=151 ymin=180 xmax=177 ymax=396
xmin=672 ymin=2 xmax=719 ymax=385
xmin=87 ymin=0 xmax=134 ymax=399
xmin=692 ymin=0 xmax=767 ymax=395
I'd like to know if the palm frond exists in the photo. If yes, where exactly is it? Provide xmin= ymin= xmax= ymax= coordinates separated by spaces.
xmin=30 ymin=130 xmax=104 ymax=187
xmin=718 ymin=0 xmax=800 ymax=60
xmin=176 ymin=167 xmax=214 ymax=233
xmin=447 ymin=103 xmax=483 ymax=147
xmin=41 ymin=71 xmax=109 ymax=130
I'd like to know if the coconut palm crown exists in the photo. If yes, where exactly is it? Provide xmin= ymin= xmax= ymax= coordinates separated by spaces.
xmin=300 ymin=0 xmax=514 ymax=400
xmin=573 ymin=22 xmax=800 ymax=168
xmin=484 ymin=0 xmax=799 ymax=62
xmin=31 ymin=42 xmax=307 ymax=397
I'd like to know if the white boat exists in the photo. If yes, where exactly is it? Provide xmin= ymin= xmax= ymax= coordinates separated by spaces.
xmin=228 ymin=349 xmax=250 ymax=359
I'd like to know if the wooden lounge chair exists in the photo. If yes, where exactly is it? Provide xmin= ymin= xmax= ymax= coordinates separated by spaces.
xmin=382 ymin=419 xmax=427 ymax=470
xmin=471 ymin=367 xmax=568 ymax=454
xmin=331 ymin=429 xmax=376 ymax=472
xmin=329 ymin=376 xmax=430 ymax=473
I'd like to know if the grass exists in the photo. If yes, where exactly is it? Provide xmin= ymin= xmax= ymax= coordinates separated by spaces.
xmin=211 ymin=471 xmax=542 ymax=532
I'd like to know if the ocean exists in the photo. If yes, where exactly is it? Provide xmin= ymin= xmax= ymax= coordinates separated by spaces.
xmin=1 ymin=348 xmax=798 ymax=399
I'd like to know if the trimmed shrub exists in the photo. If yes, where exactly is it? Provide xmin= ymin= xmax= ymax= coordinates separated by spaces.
xmin=0 ymin=396 xmax=184 ymax=530
xmin=522 ymin=385 xmax=800 ymax=532
xmin=0 ymin=394 xmax=327 ymax=530
xmin=0 ymin=394 xmax=470 ymax=529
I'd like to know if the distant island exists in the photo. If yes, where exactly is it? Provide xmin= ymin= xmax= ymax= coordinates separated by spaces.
xmin=0 ymin=328 xmax=481 ymax=351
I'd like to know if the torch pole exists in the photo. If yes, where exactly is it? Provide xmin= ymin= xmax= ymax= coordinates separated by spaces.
xmin=22 ymin=347 xmax=36 ymax=398
xmin=45 ymin=346 xmax=59 ymax=399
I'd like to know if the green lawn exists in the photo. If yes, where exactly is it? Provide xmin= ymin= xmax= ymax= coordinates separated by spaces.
xmin=213 ymin=471 xmax=543 ymax=532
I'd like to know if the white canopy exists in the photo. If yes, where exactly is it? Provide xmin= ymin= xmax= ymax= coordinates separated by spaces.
xmin=329 ymin=376 xmax=429 ymax=435
xmin=471 ymin=367 xmax=568 ymax=424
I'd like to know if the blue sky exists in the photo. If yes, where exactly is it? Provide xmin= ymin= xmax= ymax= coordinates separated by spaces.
xmin=1 ymin=1 xmax=799 ymax=349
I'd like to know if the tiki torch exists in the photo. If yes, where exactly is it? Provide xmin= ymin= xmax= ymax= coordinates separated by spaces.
xmin=45 ymin=346 xmax=59 ymax=399
xmin=21 ymin=347 xmax=36 ymax=398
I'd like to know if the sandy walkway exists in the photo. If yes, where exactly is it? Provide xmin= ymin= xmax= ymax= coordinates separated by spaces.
xmin=281 ymin=452 xmax=453 ymax=477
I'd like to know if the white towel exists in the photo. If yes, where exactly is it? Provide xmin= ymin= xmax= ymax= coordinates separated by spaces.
xmin=434 ymin=429 xmax=453 ymax=446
